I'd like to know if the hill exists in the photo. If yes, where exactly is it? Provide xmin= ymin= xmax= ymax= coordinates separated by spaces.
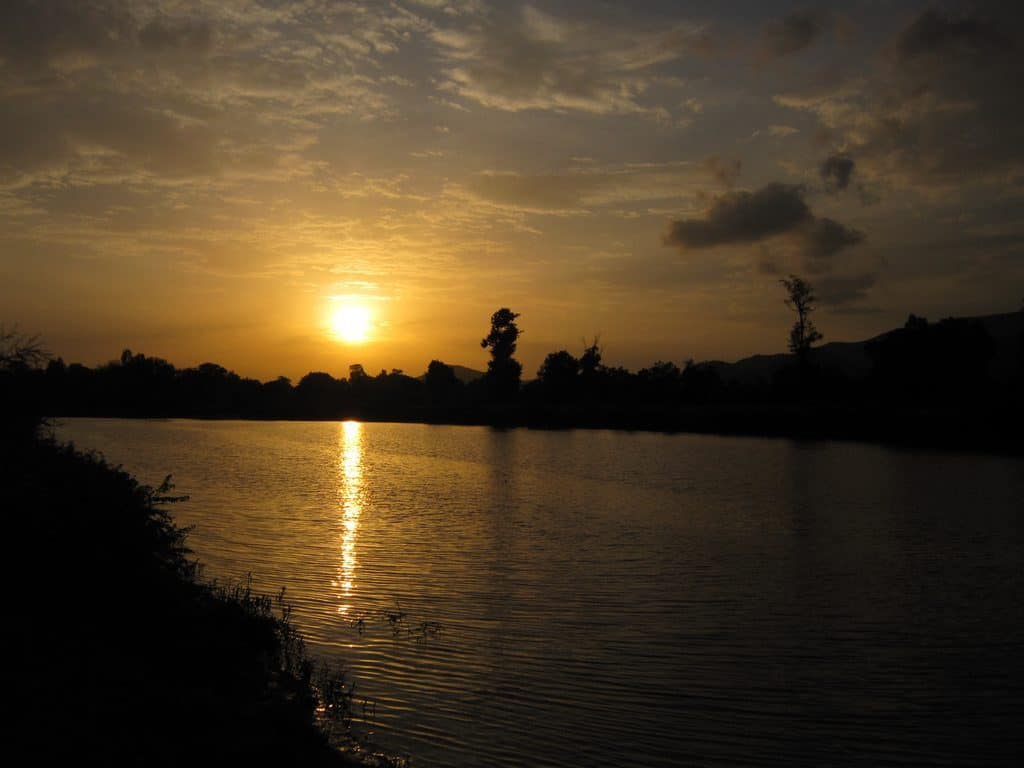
xmin=417 ymin=363 xmax=484 ymax=384
xmin=704 ymin=311 xmax=1023 ymax=388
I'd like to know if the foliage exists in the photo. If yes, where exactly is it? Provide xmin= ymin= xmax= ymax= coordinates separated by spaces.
xmin=866 ymin=314 xmax=995 ymax=403
xmin=579 ymin=337 xmax=602 ymax=377
xmin=1 ymin=324 xmax=48 ymax=371
xmin=480 ymin=307 xmax=522 ymax=399
xmin=537 ymin=350 xmax=580 ymax=401
xmin=1 ymin=324 xmax=50 ymax=441
xmin=5 ymin=431 xmax=364 ymax=764
xmin=779 ymin=274 xmax=823 ymax=358
xmin=424 ymin=359 xmax=462 ymax=403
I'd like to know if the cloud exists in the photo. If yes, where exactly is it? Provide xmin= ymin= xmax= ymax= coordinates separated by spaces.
xmin=455 ymin=162 xmax=702 ymax=213
xmin=762 ymin=10 xmax=825 ymax=57
xmin=0 ymin=0 xmax=135 ymax=71
xmin=138 ymin=15 xmax=215 ymax=53
xmin=820 ymin=153 xmax=854 ymax=190
xmin=663 ymin=183 xmax=865 ymax=269
xmin=816 ymin=273 xmax=876 ymax=306
xmin=897 ymin=8 xmax=1011 ymax=60
xmin=663 ymin=183 xmax=811 ymax=248
xmin=776 ymin=6 xmax=1024 ymax=190
xmin=0 ymin=0 xmax=415 ymax=190
xmin=798 ymin=217 xmax=863 ymax=264
xmin=429 ymin=4 xmax=705 ymax=114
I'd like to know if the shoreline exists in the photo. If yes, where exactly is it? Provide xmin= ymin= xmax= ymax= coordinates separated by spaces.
xmin=7 ymin=430 xmax=397 ymax=765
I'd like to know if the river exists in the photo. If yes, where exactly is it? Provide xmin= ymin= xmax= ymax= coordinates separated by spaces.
xmin=56 ymin=418 xmax=1024 ymax=766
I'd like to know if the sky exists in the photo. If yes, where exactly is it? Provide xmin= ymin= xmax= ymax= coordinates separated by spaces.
xmin=1 ymin=0 xmax=1022 ymax=381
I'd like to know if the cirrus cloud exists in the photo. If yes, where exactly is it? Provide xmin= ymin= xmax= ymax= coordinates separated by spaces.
xmin=429 ymin=4 xmax=707 ymax=115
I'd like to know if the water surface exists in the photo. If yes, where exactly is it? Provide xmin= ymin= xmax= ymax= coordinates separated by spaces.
xmin=57 ymin=419 xmax=1024 ymax=766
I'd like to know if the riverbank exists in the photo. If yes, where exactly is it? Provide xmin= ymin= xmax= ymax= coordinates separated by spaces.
xmin=6 ymin=429 xmax=361 ymax=765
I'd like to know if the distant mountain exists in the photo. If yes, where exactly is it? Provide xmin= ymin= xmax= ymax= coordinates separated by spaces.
xmin=417 ymin=363 xmax=484 ymax=384
xmin=704 ymin=311 xmax=1023 ymax=388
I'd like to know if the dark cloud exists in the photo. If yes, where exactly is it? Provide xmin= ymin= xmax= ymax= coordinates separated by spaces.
xmin=664 ymin=183 xmax=810 ymax=249
xmin=763 ymin=11 xmax=824 ymax=57
xmin=799 ymin=217 xmax=864 ymax=264
xmin=781 ymin=6 xmax=1024 ymax=189
xmin=0 ymin=1 xmax=217 ymax=73
xmin=820 ymin=153 xmax=854 ymax=191
xmin=816 ymin=273 xmax=876 ymax=306
xmin=0 ymin=0 xmax=135 ymax=70
xmin=898 ymin=8 xmax=1012 ymax=60
xmin=878 ymin=7 xmax=1023 ymax=182
xmin=664 ymin=183 xmax=865 ymax=274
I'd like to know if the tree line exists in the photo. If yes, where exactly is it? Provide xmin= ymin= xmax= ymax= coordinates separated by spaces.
xmin=3 ymin=277 xmax=1022 ymax=447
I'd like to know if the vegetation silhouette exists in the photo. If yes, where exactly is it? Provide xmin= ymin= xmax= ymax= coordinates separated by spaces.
xmin=2 ymin=387 xmax=391 ymax=763
xmin=5 ymin=295 xmax=1024 ymax=452
xmin=480 ymin=307 xmax=522 ymax=400
xmin=780 ymin=274 xmax=823 ymax=359
xmin=424 ymin=359 xmax=464 ymax=406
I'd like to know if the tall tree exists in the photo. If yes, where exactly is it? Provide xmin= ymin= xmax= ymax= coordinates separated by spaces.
xmin=480 ymin=308 xmax=522 ymax=399
xmin=779 ymin=275 xmax=823 ymax=360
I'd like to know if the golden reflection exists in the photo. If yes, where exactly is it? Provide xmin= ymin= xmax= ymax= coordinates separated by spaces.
xmin=337 ymin=420 xmax=362 ymax=615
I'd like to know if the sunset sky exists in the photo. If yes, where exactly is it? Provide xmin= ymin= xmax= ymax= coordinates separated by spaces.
xmin=2 ymin=0 xmax=1022 ymax=380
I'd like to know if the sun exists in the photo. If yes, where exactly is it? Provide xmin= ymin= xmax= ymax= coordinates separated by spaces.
xmin=329 ymin=303 xmax=372 ymax=344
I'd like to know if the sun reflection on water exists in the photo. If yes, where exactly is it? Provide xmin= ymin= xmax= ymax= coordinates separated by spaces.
xmin=337 ymin=420 xmax=362 ymax=615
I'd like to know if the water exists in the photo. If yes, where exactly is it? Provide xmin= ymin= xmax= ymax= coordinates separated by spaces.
xmin=56 ymin=418 xmax=1024 ymax=766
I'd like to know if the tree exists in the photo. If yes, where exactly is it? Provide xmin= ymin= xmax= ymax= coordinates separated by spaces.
xmin=0 ymin=325 xmax=47 ymax=372
xmin=579 ymin=336 xmax=602 ymax=376
xmin=480 ymin=308 xmax=522 ymax=399
xmin=424 ymin=359 xmax=462 ymax=403
xmin=779 ymin=275 xmax=823 ymax=360
xmin=638 ymin=360 xmax=682 ymax=401
xmin=537 ymin=350 xmax=579 ymax=401
xmin=0 ymin=325 xmax=48 ymax=441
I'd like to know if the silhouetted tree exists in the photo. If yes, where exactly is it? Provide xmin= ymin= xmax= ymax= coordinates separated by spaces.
xmin=579 ymin=337 xmax=602 ymax=376
xmin=480 ymin=308 xmax=522 ymax=399
xmin=0 ymin=325 xmax=47 ymax=371
xmin=780 ymin=275 xmax=823 ymax=360
xmin=425 ymin=360 xmax=462 ymax=403
xmin=537 ymin=350 xmax=579 ymax=401
xmin=866 ymin=315 xmax=995 ymax=404
xmin=295 ymin=372 xmax=347 ymax=417
xmin=638 ymin=360 xmax=682 ymax=402
xmin=260 ymin=376 xmax=294 ymax=416
xmin=679 ymin=359 xmax=725 ymax=404
xmin=1 ymin=325 xmax=48 ymax=440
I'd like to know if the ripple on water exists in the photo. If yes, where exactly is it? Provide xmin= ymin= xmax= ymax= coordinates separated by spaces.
xmin=56 ymin=419 xmax=1024 ymax=767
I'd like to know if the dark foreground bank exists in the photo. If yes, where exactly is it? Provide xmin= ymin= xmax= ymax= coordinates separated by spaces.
xmin=6 ymin=425 xmax=366 ymax=765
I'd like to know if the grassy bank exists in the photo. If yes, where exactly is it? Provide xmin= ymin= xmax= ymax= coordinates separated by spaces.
xmin=6 ymin=428 xmax=365 ymax=765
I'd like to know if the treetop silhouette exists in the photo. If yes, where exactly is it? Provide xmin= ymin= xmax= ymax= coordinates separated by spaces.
xmin=780 ymin=274 xmax=822 ymax=359
xmin=480 ymin=308 xmax=522 ymax=399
